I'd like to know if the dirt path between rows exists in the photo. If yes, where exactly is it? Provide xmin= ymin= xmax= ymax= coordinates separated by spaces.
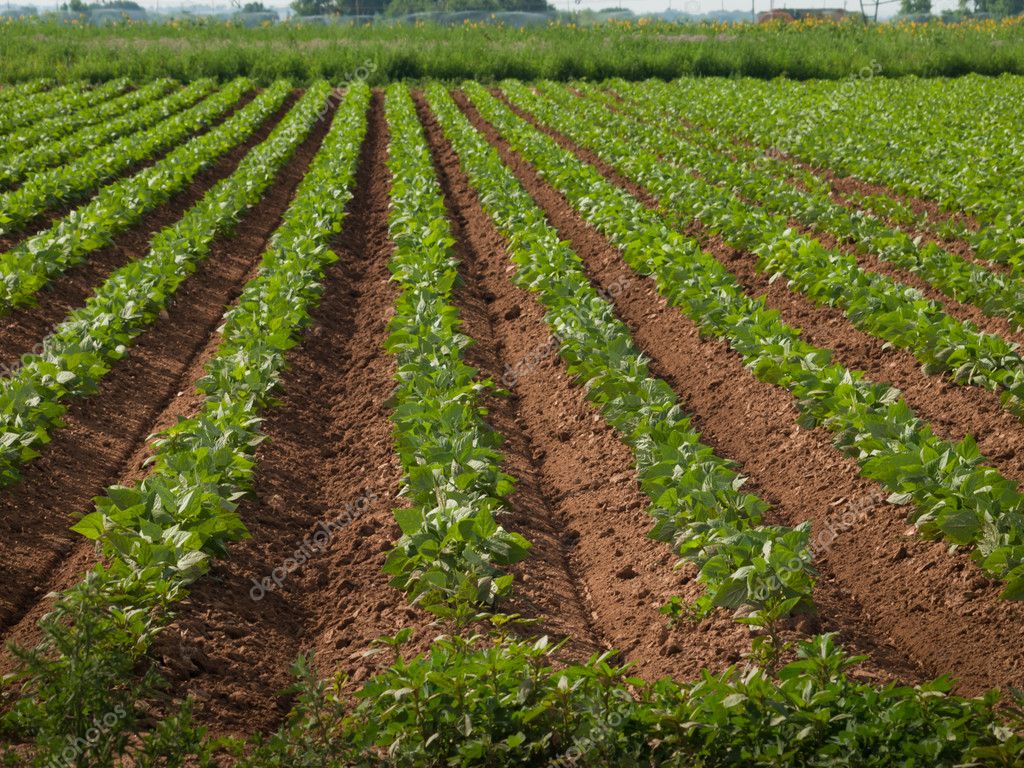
xmin=458 ymin=90 xmax=1024 ymax=695
xmin=0 ymin=93 xmax=337 ymax=670
xmin=0 ymin=92 xmax=297 ymax=374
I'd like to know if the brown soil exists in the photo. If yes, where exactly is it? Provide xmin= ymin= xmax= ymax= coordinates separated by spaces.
xmin=0 ymin=92 xmax=336 ymax=669
xmin=0 ymin=93 xmax=297 ymax=374
xmin=458 ymin=89 xmax=1024 ymax=695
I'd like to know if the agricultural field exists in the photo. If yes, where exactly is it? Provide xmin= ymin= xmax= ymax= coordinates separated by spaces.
xmin=1 ymin=73 xmax=1024 ymax=766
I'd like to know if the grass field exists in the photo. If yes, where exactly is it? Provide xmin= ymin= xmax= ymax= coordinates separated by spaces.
xmin=3 ymin=17 xmax=1024 ymax=82
xmin=2 ymin=72 xmax=1024 ymax=765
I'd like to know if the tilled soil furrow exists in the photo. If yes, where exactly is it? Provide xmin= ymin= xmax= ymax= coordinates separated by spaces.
xmin=0 ymin=94 xmax=337 ymax=661
xmin=150 ymin=92 xmax=438 ymax=737
xmin=455 ymin=90 xmax=1024 ymax=694
xmin=0 ymin=92 xmax=297 ymax=374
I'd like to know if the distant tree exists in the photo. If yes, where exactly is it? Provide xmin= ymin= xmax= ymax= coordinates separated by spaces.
xmin=900 ymin=0 xmax=931 ymax=12
xmin=385 ymin=0 xmax=548 ymax=14
xmin=291 ymin=0 xmax=330 ymax=12
xmin=242 ymin=1 xmax=268 ymax=10
xmin=959 ymin=0 xmax=1023 ymax=13
xmin=66 ymin=0 xmax=143 ymax=9
xmin=291 ymin=0 xmax=387 ymax=14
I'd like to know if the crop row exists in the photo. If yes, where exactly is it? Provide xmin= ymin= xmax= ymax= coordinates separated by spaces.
xmin=470 ymin=82 xmax=1024 ymax=599
xmin=0 ymin=80 xmax=309 ymax=493
xmin=653 ymin=77 xmax=1024 ymax=268
xmin=509 ymin=82 xmax=1024 ymax=431
xmin=0 ymin=78 xmax=272 ymax=313
xmin=382 ymin=84 xmax=530 ymax=617
xmin=0 ymin=78 xmax=188 ymax=190
xmin=0 ymin=77 xmax=240 ymax=236
xmin=2 ymin=81 xmax=370 ymax=765
xmin=0 ymin=80 xmax=124 ymax=136
xmin=426 ymin=83 xmax=815 ymax=639
xmin=0 ymin=78 xmax=53 ymax=107
xmin=580 ymin=81 xmax=1024 ymax=319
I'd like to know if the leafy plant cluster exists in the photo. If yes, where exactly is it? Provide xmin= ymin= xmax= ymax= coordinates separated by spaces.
xmin=245 ymin=629 xmax=1024 ymax=766
xmin=0 ymin=78 xmax=255 ymax=312
xmin=425 ymin=83 xmax=816 ymax=645
xmin=523 ymin=80 xmax=1024 ymax=425
xmin=0 ymin=80 xmax=304 ymax=492
xmin=382 ymin=84 xmax=530 ymax=617
xmin=0 ymin=78 xmax=54 ymax=107
xmin=590 ymin=79 xmax=1024 ymax=324
xmin=0 ymin=78 xmax=182 ymax=190
xmin=0 ymin=80 xmax=116 ymax=136
xmin=471 ymin=82 xmax=1024 ymax=598
xmin=0 ymin=81 xmax=370 ymax=767
xmin=0 ymin=76 xmax=241 ymax=236
xmin=0 ymin=78 xmax=133 ymax=165
xmin=659 ymin=75 xmax=1024 ymax=270
xmin=0 ymin=78 xmax=153 ymax=164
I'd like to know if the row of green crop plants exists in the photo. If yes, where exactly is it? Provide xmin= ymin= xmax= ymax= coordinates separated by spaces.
xmin=1 ymin=79 xmax=371 ymax=765
xmin=0 ymin=80 xmax=1021 ymax=765
xmin=493 ymin=79 xmax=1024 ymax=599
xmin=644 ymin=75 xmax=1024 ymax=272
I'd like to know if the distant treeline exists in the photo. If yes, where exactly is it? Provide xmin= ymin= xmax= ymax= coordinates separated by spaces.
xmin=291 ymin=0 xmax=549 ymax=16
